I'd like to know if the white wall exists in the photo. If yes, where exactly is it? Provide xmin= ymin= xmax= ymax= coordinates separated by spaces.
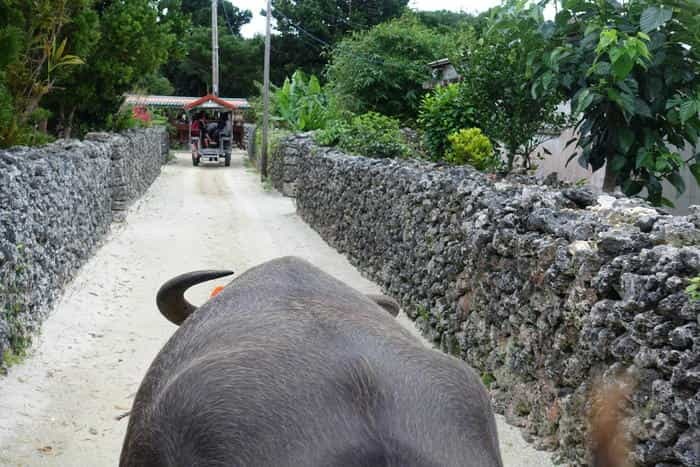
xmin=533 ymin=129 xmax=699 ymax=215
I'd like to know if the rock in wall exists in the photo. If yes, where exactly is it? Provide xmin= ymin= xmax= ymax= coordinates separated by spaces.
xmin=244 ymin=124 xmax=256 ymax=163
xmin=269 ymin=138 xmax=301 ymax=197
xmin=0 ymin=128 xmax=168 ymax=367
xmin=86 ymin=128 xmax=168 ymax=217
xmin=284 ymin=134 xmax=700 ymax=467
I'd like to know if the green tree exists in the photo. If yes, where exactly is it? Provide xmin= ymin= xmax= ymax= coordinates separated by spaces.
xmin=45 ymin=0 xmax=175 ymax=136
xmin=272 ymin=0 xmax=408 ymax=45
xmin=0 ymin=0 xmax=91 ymax=145
xmin=163 ymin=0 xmax=265 ymax=97
xmin=270 ymin=34 xmax=327 ymax=84
xmin=134 ymin=73 xmax=176 ymax=96
xmin=157 ymin=0 xmax=192 ymax=62
xmin=182 ymin=0 xmax=251 ymax=30
xmin=326 ymin=15 xmax=454 ymax=120
xmin=538 ymin=0 xmax=700 ymax=205
xmin=1 ymin=1 xmax=89 ymax=121
xmin=455 ymin=0 xmax=567 ymax=172
xmin=0 ymin=2 xmax=22 ymax=146
xmin=415 ymin=10 xmax=484 ymax=34
xmin=168 ymin=26 xmax=263 ymax=97
xmin=269 ymin=0 xmax=409 ymax=77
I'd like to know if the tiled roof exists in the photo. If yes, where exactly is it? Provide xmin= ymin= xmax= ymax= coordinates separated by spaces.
xmin=124 ymin=94 xmax=250 ymax=109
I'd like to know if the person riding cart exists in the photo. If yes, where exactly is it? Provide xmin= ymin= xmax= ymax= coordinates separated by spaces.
xmin=184 ymin=95 xmax=237 ymax=167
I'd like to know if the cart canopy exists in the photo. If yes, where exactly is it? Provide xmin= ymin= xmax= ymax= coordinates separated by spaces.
xmin=184 ymin=94 xmax=238 ymax=112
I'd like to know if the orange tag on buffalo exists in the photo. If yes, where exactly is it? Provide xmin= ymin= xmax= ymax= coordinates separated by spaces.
xmin=210 ymin=286 xmax=225 ymax=298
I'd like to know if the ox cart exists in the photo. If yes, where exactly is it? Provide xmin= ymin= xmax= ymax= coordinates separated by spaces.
xmin=185 ymin=95 xmax=235 ymax=167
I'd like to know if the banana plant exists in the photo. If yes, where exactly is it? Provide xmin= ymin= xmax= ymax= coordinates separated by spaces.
xmin=271 ymin=70 xmax=334 ymax=132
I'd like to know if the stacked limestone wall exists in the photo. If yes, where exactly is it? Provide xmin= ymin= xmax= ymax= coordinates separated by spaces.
xmin=281 ymin=134 xmax=700 ymax=466
xmin=0 ymin=128 xmax=168 ymax=366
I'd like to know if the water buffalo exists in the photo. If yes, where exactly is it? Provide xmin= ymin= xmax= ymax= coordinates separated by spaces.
xmin=120 ymin=256 xmax=503 ymax=467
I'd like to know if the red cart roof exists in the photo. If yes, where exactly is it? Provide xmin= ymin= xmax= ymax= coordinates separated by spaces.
xmin=184 ymin=94 xmax=239 ymax=111
xmin=123 ymin=94 xmax=249 ymax=110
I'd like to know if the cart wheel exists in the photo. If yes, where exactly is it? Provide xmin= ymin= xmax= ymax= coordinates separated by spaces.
xmin=224 ymin=154 xmax=231 ymax=167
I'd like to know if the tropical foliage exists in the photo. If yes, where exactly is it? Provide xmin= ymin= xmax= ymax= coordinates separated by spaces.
xmin=454 ymin=0 xmax=568 ymax=171
xmin=687 ymin=276 xmax=700 ymax=301
xmin=315 ymin=112 xmax=409 ymax=159
xmin=0 ymin=0 xmax=91 ymax=146
xmin=537 ymin=0 xmax=700 ymax=205
xmin=271 ymin=71 xmax=338 ymax=132
xmin=0 ymin=0 xmax=177 ymax=145
xmin=3 ymin=0 xmax=700 ymax=208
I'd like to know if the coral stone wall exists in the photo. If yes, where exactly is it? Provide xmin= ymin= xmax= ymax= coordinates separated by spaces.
xmin=282 ymin=134 xmax=700 ymax=466
xmin=0 ymin=128 xmax=168 ymax=367
xmin=244 ymin=124 xmax=257 ymax=162
xmin=269 ymin=137 xmax=300 ymax=196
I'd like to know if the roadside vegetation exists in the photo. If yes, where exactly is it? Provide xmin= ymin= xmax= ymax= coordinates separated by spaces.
xmin=264 ymin=0 xmax=700 ymax=207
xmin=0 ymin=0 xmax=411 ymax=147
xmin=2 ymin=0 xmax=699 ymax=205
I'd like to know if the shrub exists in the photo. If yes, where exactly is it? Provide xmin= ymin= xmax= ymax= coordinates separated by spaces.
xmin=316 ymin=112 xmax=409 ymax=159
xmin=314 ymin=119 xmax=348 ymax=147
xmin=446 ymin=128 xmax=497 ymax=171
xmin=27 ymin=107 xmax=52 ymax=126
xmin=418 ymin=83 xmax=475 ymax=160
xmin=687 ymin=276 xmax=700 ymax=302
xmin=105 ymin=107 xmax=146 ymax=132
xmin=0 ymin=76 xmax=18 ymax=147
xmin=150 ymin=109 xmax=169 ymax=126
xmin=14 ymin=128 xmax=54 ymax=147
xmin=0 ymin=91 xmax=54 ymax=147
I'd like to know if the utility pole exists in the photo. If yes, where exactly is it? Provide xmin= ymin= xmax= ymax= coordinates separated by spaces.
xmin=261 ymin=0 xmax=271 ymax=179
xmin=212 ymin=0 xmax=220 ymax=96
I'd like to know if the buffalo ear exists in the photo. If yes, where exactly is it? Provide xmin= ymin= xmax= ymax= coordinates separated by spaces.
xmin=366 ymin=294 xmax=400 ymax=317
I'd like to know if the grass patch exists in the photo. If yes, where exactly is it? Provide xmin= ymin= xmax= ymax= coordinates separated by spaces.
xmin=1 ymin=246 xmax=33 ymax=371
xmin=2 ymin=348 xmax=26 ymax=368
xmin=243 ymin=157 xmax=257 ymax=172
xmin=481 ymin=372 xmax=496 ymax=389
xmin=262 ymin=177 xmax=273 ymax=192
xmin=515 ymin=399 xmax=532 ymax=416
xmin=415 ymin=305 xmax=430 ymax=321
xmin=686 ymin=276 xmax=700 ymax=301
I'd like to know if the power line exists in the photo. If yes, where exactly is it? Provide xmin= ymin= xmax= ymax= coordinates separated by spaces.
xmin=221 ymin=0 xmax=240 ymax=37
xmin=222 ymin=5 xmax=431 ymax=74
xmin=275 ymin=5 xmax=373 ymax=34
xmin=275 ymin=12 xmax=331 ymax=48
xmin=274 ymin=11 xmax=413 ymax=69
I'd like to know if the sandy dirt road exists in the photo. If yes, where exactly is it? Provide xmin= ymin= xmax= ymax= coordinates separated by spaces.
xmin=0 ymin=151 xmax=553 ymax=466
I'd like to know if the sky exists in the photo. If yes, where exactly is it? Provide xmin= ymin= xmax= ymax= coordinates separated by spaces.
xmin=230 ymin=0 xmax=510 ymax=39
